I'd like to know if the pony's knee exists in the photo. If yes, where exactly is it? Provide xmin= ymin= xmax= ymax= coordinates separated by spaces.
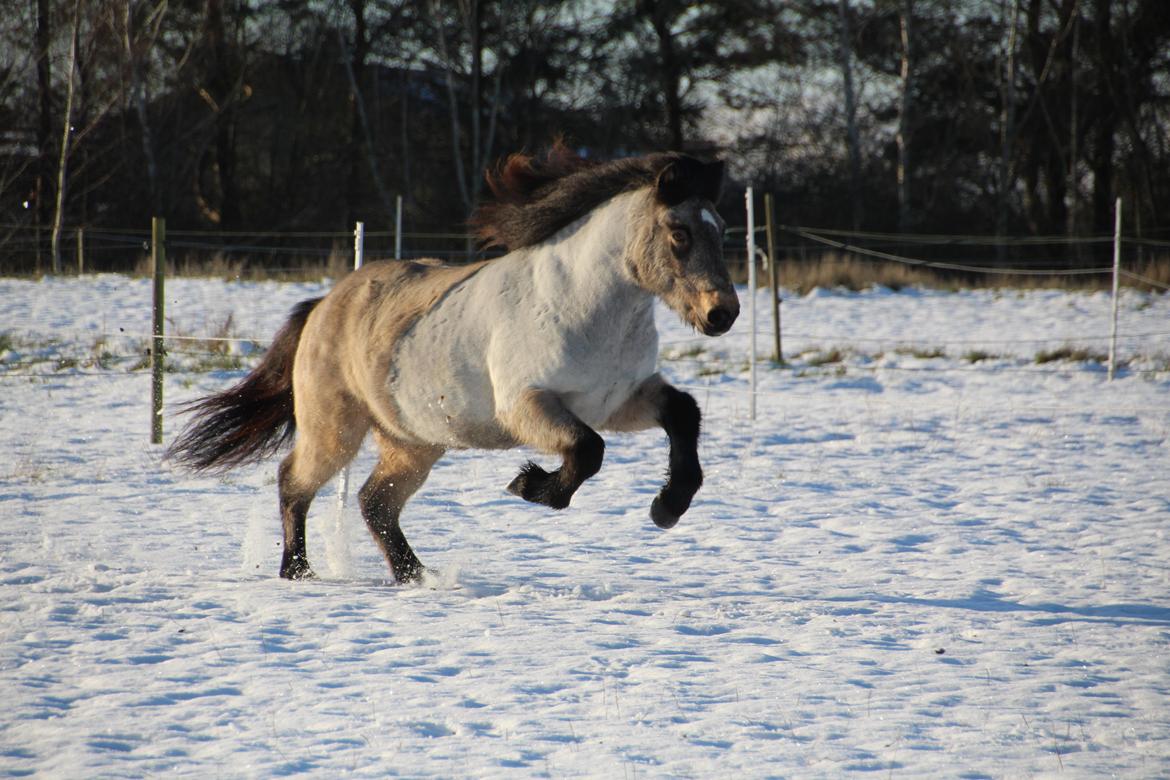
xmin=506 ymin=429 xmax=603 ymax=510
xmin=573 ymin=428 xmax=605 ymax=481
xmin=658 ymin=386 xmax=701 ymax=441
xmin=357 ymin=473 xmax=402 ymax=519
xmin=356 ymin=477 xmax=381 ymax=514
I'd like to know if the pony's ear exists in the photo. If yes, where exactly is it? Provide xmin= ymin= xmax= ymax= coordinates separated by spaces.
xmin=655 ymin=157 xmax=725 ymax=205
xmin=655 ymin=160 xmax=691 ymax=206
xmin=696 ymin=159 xmax=725 ymax=202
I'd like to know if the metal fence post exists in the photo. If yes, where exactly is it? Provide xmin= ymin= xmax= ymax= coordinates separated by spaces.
xmin=338 ymin=222 xmax=364 ymax=495
xmin=1108 ymin=198 xmax=1122 ymax=381
xmin=335 ymin=222 xmax=365 ymax=545
xmin=395 ymin=195 xmax=403 ymax=260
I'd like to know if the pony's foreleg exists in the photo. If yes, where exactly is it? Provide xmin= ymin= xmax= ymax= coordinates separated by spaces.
xmin=359 ymin=436 xmax=444 ymax=584
xmin=604 ymin=374 xmax=702 ymax=529
xmin=503 ymin=389 xmax=605 ymax=510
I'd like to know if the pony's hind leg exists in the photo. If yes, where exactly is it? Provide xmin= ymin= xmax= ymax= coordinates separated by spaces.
xmin=359 ymin=434 xmax=444 ymax=583
xmin=502 ymin=389 xmax=605 ymax=510
xmin=277 ymin=454 xmax=316 ymax=580
xmin=277 ymin=407 xmax=370 ymax=580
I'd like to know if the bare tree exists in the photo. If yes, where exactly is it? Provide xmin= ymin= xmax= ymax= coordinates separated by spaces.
xmin=34 ymin=0 xmax=52 ymax=271
xmin=123 ymin=0 xmax=166 ymax=215
xmin=837 ymin=0 xmax=863 ymax=230
xmin=896 ymin=0 xmax=912 ymax=232
xmin=50 ymin=0 xmax=81 ymax=274
xmin=639 ymin=0 xmax=685 ymax=150
xmin=996 ymin=0 xmax=1021 ymax=251
xmin=432 ymin=0 xmax=503 ymax=217
xmin=194 ymin=0 xmax=245 ymax=228
xmin=338 ymin=0 xmax=396 ymax=221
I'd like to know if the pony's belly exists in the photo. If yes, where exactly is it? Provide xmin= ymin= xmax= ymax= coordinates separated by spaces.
xmin=551 ymin=345 xmax=658 ymax=428
xmin=563 ymin=376 xmax=648 ymax=429
xmin=389 ymin=369 xmax=515 ymax=450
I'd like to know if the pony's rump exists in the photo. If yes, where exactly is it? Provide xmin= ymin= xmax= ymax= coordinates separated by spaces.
xmin=166 ymin=297 xmax=322 ymax=473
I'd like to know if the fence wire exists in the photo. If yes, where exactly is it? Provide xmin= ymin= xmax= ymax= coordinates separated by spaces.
xmin=1 ymin=221 xmax=1166 ymax=391
xmin=786 ymin=227 xmax=1115 ymax=277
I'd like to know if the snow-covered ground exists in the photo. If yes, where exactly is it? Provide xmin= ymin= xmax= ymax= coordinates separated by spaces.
xmin=2 ymin=274 xmax=1169 ymax=778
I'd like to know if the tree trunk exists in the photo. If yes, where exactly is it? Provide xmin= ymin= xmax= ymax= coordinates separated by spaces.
xmin=125 ymin=0 xmax=161 ymax=215
xmin=51 ymin=2 xmax=82 ymax=275
xmin=470 ymin=0 xmax=482 ymax=206
xmin=434 ymin=0 xmax=470 ymax=212
xmin=646 ymin=2 xmax=684 ymax=150
xmin=339 ymin=12 xmax=395 ymax=221
xmin=837 ymin=0 xmax=863 ymax=230
xmin=434 ymin=0 xmax=492 ymax=225
xmin=896 ymin=0 xmax=913 ymax=233
xmin=1066 ymin=10 xmax=1080 ymax=241
xmin=1089 ymin=0 xmax=1116 ymax=247
xmin=203 ymin=0 xmax=240 ymax=228
xmin=35 ymin=0 xmax=52 ymax=273
xmin=346 ymin=0 xmax=369 ymax=224
xmin=996 ymin=0 xmax=1021 ymax=260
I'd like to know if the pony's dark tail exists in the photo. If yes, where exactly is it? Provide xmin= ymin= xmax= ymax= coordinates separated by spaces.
xmin=166 ymin=297 xmax=322 ymax=473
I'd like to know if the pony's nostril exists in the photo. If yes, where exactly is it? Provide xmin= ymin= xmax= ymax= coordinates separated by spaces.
xmin=706 ymin=306 xmax=734 ymax=332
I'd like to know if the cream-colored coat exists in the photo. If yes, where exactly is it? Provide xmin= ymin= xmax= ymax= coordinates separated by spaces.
xmin=390 ymin=191 xmax=658 ymax=450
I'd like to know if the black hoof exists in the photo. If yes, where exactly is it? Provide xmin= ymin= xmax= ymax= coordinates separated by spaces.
xmin=650 ymin=497 xmax=680 ymax=529
xmin=394 ymin=561 xmax=427 ymax=585
xmin=507 ymin=461 xmax=571 ymax=510
xmin=280 ymin=556 xmax=315 ymax=580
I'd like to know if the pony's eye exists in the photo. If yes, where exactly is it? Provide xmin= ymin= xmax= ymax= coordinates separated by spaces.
xmin=670 ymin=228 xmax=690 ymax=247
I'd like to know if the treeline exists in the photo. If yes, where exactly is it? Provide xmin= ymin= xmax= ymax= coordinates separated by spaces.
xmin=3 ymin=0 xmax=1169 ymax=273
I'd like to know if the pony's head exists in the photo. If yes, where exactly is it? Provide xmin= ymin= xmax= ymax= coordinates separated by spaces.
xmin=471 ymin=142 xmax=739 ymax=336
xmin=627 ymin=156 xmax=739 ymax=336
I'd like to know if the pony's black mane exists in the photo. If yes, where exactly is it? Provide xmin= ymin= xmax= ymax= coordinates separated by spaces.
xmin=470 ymin=141 xmax=712 ymax=251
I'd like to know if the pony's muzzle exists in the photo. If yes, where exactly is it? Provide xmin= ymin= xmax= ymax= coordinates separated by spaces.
xmin=699 ymin=293 xmax=740 ymax=336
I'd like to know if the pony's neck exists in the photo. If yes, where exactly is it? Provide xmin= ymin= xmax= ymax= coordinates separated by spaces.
xmin=535 ymin=190 xmax=647 ymax=293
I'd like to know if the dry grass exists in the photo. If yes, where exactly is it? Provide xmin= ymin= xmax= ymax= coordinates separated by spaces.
xmin=774 ymin=256 xmax=953 ymax=294
xmin=1035 ymin=346 xmax=1108 ymax=364
xmin=1126 ymin=257 xmax=1170 ymax=291
xmin=746 ymin=251 xmax=1170 ymax=294
xmin=132 ymin=247 xmax=356 ymax=282
xmin=54 ymin=245 xmax=1170 ymax=293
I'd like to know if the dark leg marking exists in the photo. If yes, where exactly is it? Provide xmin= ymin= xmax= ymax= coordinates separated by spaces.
xmin=278 ymin=464 xmax=316 ymax=580
xmin=650 ymin=386 xmax=703 ymax=529
xmin=367 ymin=520 xmax=425 ymax=584
xmin=359 ymin=479 xmax=426 ymax=584
xmin=507 ymin=427 xmax=605 ymax=510
xmin=358 ymin=442 xmax=442 ymax=584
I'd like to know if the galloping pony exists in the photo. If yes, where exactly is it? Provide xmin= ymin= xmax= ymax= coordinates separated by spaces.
xmin=168 ymin=142 xmax=740 ymax=582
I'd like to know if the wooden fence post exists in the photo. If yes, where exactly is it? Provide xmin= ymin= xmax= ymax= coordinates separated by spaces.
xmin=745 ymin=187 xmax=757 ymax=422
xmin=151 ymin=217 xmax=166 ymax=444
xmin=75 ymin=226 xmax=84 ymax=275
xmin=764 ymin=193 xmax=782 ymax=364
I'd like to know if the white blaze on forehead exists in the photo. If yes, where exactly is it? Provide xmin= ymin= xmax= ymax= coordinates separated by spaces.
xmin=701 ymin=208 xmax=720 ymax=231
